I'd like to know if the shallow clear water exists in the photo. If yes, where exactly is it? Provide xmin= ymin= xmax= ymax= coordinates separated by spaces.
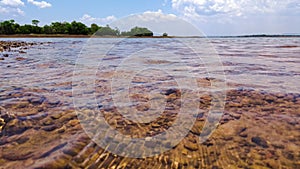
xmin=213 ymin=38 xmax=300 ymax=93
xmin=0 ymin=38 xmax=299 ymax=168
xmin=1 ymin=37 xmax=299 ymax=95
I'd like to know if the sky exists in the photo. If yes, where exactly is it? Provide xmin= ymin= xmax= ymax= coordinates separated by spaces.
xmin=0 ymin=0 xmax=299 ymax=36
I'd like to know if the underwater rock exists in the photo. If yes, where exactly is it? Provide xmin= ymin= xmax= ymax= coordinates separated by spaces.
xmin=251 ymin=136 xmax=269 ymax=148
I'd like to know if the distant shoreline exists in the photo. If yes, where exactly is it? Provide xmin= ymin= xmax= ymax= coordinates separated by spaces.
xmin=0 ymin=34 xmax=91 ymax=38
xmin=208 ymin=34 xmax=300 ymax=38
xmin=0 ymin=34 xmax=299 ymax=38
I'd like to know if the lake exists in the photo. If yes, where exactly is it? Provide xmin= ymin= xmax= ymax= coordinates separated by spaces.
xmin=0 ymin=37 xmax=299 ymax=168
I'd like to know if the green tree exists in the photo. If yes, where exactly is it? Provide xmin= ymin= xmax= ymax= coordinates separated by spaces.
xmin=95 ymin=25 xmax=118 ymax=36
xmin=0 ymin=20 xmax=155 ymax=36
xmin=69 ymin=21 xmax=88 ymax=35
xmin=43 ymin=25 xmax=53 ymax=34
xmin=30 ymin=20 xmax=42 ymax=34
xmin=32 ymin=20 xmax=40 ymax=27
xmin=17 ymin=25 xmax=33 ymax=34
xmin=90 ymin=23 xmax=99 ymax=34
xmin=50 ymin=22 xmax=62 ymax=34
xmin=121 ymin=26 xmax=153 ymax=37
xmin=63 ymin=22 xmax=71 ymax=34
xmin=0 ymin=20 xmax=18 ymax=34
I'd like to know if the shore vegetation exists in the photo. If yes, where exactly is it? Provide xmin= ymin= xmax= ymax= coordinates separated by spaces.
xmin=0 ymin=20 xmax=154 ymax=37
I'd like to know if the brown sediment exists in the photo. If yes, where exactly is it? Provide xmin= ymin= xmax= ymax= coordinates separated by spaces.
xmin=0 ymin=34 xmax=172 ymax=38
xmin=0 ymin=80 xmax=299 ymax=168
xmin=0 ymin=41 xmax=38 ymax=50
xmin=0 ymin=41 xmax=50 ymax=61
xmin=0 ymin=34 xmax=91 ymax=38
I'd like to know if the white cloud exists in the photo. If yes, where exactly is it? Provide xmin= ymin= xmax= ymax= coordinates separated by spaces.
xmin=0 ymin=0 xmax=25 ymax=17
xmin=16 ymin=7 xmax=24 ymax=15
xmin=27 ymin=0 xmax=51 ymax=8
xmin=171 ymin=0 xmax=299 ymax=17
xmin=79 ymin=14 xmax=117 ymax=26
xmin=136 ymin=9 xmax=177 ymax=22
xmin=169 ymin=0 xmax=300 ymax=35
xmin=0 ymin=6 xmax=24 ymax=16
xmin=0 ymin=6 xmax=9 ymax=13
xmin=0 ymin=0 xmax=24 ymax=7
xmin=110 ymin=10 xmax=201 ymax=36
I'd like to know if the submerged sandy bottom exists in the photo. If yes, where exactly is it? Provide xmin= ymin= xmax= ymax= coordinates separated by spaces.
xmin=0 ymin=83 xmax=299 ymax=169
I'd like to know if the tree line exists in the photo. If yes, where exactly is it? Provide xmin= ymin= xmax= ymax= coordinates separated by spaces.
xmin=0 ymin=20 xmax=154 ymax=37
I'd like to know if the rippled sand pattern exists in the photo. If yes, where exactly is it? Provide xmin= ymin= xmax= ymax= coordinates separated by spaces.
xmin=0 ymin=38 xmax=299 ymax=168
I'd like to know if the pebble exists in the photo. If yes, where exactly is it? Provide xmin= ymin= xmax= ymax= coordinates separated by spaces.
xmin=0 ymin=118 xmax=5 ymax=129
xmin=283 ymin=151 xmax=295 ymax=160
xmin=42 ymin=124 xmax=59 ymax=132
xmin=251 ymin=136 xmax=269 ymax=148
xmin=16 ymin=57 xmax=26 ymax=61
xmin=238 ymin=127 xmax=248 ymax=138
xmin=50 ymin=113 xmax=63 ymax=120
xmin=28 ymin=96 xmax=46 ymax=105
xmin=151 ymin=123 xmax=161 ymax=128
xmin=164 ymin=88 xmax=179 ymax=95
xmin=3 ymin=151 xmax=33 ymax=161
xmin=16 ymin=137 xmax=30 ymax=144
xmin=39 ymin=142 xmax=68 ymax=158
xmin=47 ymin=99 xmax=61 ymax=107
xmin=203 ymin=141 xmax=214 ymax=147
xmin=57 ymin=126 xmax=66 ymax=133
xmin=43 ymin=118 xmax=55 ymax=125
xmin=3 ymin=119 xmax=29 ymax=136
xmin=14 ymin=102 xmax=29 ymax=109
xmin=266 ymin=159 xmax=279 ymax=169
xmin=239 ymin=132 xmax=248 ymax=138
xmin=23 ymin=159 xmax=35 ymax=167
xmin=230 ymin=113 xmax=241 ymax=119
xmin=271 ymin=143 xmax=285 ymax=149
xmin=59 ymin=113 xmax=77 ymax=123
xmin=184 ymin=141 xmax=199 ymax=151
xmin=63 ymin=148 xmax=79 ymax=157
xmin=67 ymin=119 xmax=79 ymax=127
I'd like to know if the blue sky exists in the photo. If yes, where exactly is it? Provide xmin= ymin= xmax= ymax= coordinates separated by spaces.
xmin=0 ymin=0 xmax=299 ymax=35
